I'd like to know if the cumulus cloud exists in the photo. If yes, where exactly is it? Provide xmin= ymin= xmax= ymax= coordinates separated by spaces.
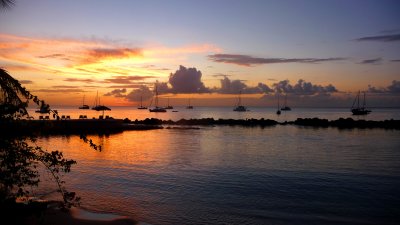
xmin=273 ymin=79 xmax=337 ymax=96
xmin=368 ymin=80 xmax=400 ymax=94
xmin=219 ymin=77 xmax=247 ymax=94
xmin=217 ymin=77 xmax=273 ymax=94
xmin=154 ymin=82 xmax=170 ymax=94
xmin=208 ymin=54 xmax=346 ymax=66
xmin=355 ymin=34 xmax=400 ymax=42
xmin=125 ymin=85 xmax=153 ymax=102
xmin=359 ymin=58 xmax=382 ymax=65
xmin=168 ymin=65 xmax=208 ymax=93
xmin=104 ymin=88 xmax=127 ymax=97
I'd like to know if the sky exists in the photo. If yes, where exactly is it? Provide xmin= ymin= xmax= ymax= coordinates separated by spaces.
xmin=0 ymin=0 xmax=399 ymax=107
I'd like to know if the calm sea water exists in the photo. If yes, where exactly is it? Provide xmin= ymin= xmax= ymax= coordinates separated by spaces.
xmin=33 ymin=107 xmax=400 ymax=225
xmin=28 ymin=106 xmax=400 ymax=121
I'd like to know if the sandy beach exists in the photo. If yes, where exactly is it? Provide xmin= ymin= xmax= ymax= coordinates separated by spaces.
xmin=2 ymin=201 xmax=137 ymax=225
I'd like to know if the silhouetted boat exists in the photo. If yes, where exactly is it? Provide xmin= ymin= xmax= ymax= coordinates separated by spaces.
xmin=280 ymin=94 xmax=291 ymax=111
xmin=164 ymin=98 xmax=173 ymax=109
xmin=186 ymin=99 xmax=193 ymax=109
xmin=276 ymin=93 xmax=281 ymax=115
xmin=79 ymin=95 xmax=89 ymax=109
xmin=233 ymin=91 xmax=247 ymax=112
xmin=92 ymin=91 xmax=111 ymax=111
xmin=137 ymin=96 xmax=147 ymax=109
xmin=351 ymin=91 xmax=371 ymax=115
xmin=149 ymin=83 xmax=166 ymax=112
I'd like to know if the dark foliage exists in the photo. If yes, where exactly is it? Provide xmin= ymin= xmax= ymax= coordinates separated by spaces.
xmin=0 ymin=68 xmax=84 ymax=207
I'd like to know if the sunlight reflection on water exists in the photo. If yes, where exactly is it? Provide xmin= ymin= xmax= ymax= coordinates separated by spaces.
xmin=36 ymin=126 xmax=400 ymax=224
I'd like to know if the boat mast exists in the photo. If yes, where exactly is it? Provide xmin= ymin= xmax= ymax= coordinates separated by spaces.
xmin=154 ymin=83 xmax=158 ymax=107
xmin=284 ymin=94 xmax=287 ymax=107
xmin=362 ymin=91 xmax=366 ymax=109
xmin=238 ymin=91 xmax=242 ymax=106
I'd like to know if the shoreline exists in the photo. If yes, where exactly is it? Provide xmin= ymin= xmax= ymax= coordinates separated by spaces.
xmin=1 ymin=117 xmax=400 ymax=136
xmin=1 ymin=201 xmax=137 ymax=225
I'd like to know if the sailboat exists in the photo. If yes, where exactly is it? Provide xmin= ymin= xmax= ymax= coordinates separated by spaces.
xmin=79 ymin=95 xmax=89 ymax=109
xmin=92 ymin=91 xmax=111 ymax=111
xmin=137 ymin=96 xmax=147 ymax=109
xmin=164 ymin=98 xmax=173 ymax=109
xmin=351 ymin=91 xmax=371 ymax=115
xmin=276 ymin=94 xmax=281 ymax=115
xmin=233 ymin=91 xmax=247 ymax=112
xmin=186 ymin=98 xmax=193 ymax=109
xmin=280 ymin=94 xmax=291 ymax=111
xmin=149 ymin=83 xmax=166 ymax=112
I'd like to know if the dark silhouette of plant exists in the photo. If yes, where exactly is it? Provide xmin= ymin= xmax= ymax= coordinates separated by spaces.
xmin=1 ymin=2 xmax=100 ymax=209
xmin=0 ymin=0 xmax=14 ymax=9
xmin=0 ymin=68 xmax=89 ymax=207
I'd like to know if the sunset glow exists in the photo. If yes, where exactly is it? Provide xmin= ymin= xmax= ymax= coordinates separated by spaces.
xmin=0 ymin=0 xmax=399 ymax=107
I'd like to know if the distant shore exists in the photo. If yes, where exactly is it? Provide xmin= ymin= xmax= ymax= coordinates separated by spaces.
xmin=1 ymin=117 xmax=399 ymax=136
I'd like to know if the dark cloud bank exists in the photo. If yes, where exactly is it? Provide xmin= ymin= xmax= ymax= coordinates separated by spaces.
xmin=359 ymin=58 xmax=383 ymax=65
xmin=355 ymin=34 xmax=400 ymax=42
xmin=96 ymin=65 xmax=399 ymax=107
xmin=208 ymin=54 xmax=346 ymax=66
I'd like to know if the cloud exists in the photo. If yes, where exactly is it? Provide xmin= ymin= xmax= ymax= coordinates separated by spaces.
xmin=125 ymin=85 xmax=153 ymax=102
xmin=208 ymin=54 xmax=345 ymax=66
xmin=0 ymin=33 xmax=221 ymax=78
xmin=82 ymin=48 xmax=143 ymax=64
xmin=104 ymin=75 xmax=155 ymax=84
xmin=217 ymin=77 xmax=273 ymax=94
xmin=168 ymin=65 xmax=209 ymax=93
xmin=387 ymin=80 xmax=400 ymax=93
xmin=107 ymin=84 xmax=147 ymax=89
xmin=52 ymin=85 xmax=81 ymax=89
xmin=156 ymin=82 xmax=170 ymax=94
xmin=391 ymin=59 xmax=400 ymax=62
xmin=273 ymin=79 xmax=337 ymax=96
xmin=34 ymin=88 xmax=84 ymax=93
xmin=19 ymin=80 xmax=33 ymax=84
xmin=64 ymin=78 xmax=96 ymax=83
xmin=104 ymin=88 xmax=127 ymax=97
xmin=368 ymin=80 xmax=400 ymax=94
xmin=37 ymin=53 xmax=69 ymax=60
xmin=359 ymin=58 xmax=382 ymax=65
xmin=355 ymin=34 xmax=400 ymax=42
xmin=212 ymin=73 xmax=232 ymax=78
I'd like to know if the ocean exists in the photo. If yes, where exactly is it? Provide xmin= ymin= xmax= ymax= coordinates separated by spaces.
xmin=33 ymin=107 xmax=400 ymax=225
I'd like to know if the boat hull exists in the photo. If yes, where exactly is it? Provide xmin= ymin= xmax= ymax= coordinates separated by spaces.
xmin=149 ymin=107 xmax=167 ymax=112
xmin=352 ymin=108 xmax=371 ymax=115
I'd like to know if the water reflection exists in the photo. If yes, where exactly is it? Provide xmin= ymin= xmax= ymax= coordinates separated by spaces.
xmin=35 ymin=126 xmax=400 ymax=224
